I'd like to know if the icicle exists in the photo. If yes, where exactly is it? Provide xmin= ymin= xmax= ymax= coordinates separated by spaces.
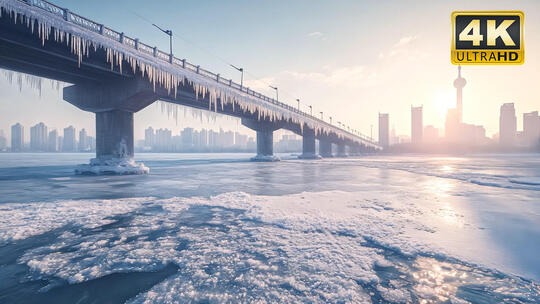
xmin=0 ymin=0 xmax=377 ymax=148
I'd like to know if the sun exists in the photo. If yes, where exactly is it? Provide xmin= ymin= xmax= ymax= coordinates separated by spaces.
xmin=433 ymin=89 xmax=456 ymax=119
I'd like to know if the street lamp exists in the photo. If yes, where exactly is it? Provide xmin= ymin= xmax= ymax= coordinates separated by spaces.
xmin=269 ymin=85 xmax=278 ymax=101
xmin=309 ymin=105 xmax=312 ymax=116
xmin=319 ymin=111 xmax=323 ymax=120
xmin=296 ymin=99 xmax=300 ymax=111
xmin=230 ymin=64 xmax=244 ymax=88
xmin=152 ymin=23 xmax=173 ymax=60
xmin=329 ymin=116 xmax=332 ymax=124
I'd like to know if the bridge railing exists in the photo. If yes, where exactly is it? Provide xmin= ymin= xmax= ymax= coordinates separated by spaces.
xmin=18 ymin=0 xmax=378 ymax=146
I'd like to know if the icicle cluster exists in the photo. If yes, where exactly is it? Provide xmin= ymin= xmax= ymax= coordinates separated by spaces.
xmin=2 ymin=70 xmax=64 ymax=97
xmin=0 ymin=0 xmax=380 ymax=148
xmin=156 ymin=100 xmax=221 ymax=126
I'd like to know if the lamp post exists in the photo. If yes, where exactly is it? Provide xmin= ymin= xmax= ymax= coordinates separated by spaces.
xmin=269 ymin=85 xmax=278 ymax=101
xmin=329 ymin=116 xmax=332 ymax=124
xmin=320 ymin=111 xmax=323 ymax=120
xmin=309 ymin=105 xmax=312 ymax=116
xmin=296 ymin=99 xmax=300 ymax=111
xmin=152 ymin=23 xmax=173 ymax=59
xmin=230 ymin=64 xmax=244 ymax=88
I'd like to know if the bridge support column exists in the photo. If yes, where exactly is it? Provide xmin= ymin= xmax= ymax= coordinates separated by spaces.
xmin=319 ymin=140 xmax=333 ymax=158
xmin=95 ymin=110 xmax=134 ymax=160
xmin=299 ymin=128 xmax=320 ymax=159
xmin=337 ymin=143 xmax=348 ymax=157
xmin=64 ymin=80 xmax=157 ymax=174
xmin=75 ymin=109 xmax=149 ymax=175
xmin=241 ymin=118 xmax=282 ymax=161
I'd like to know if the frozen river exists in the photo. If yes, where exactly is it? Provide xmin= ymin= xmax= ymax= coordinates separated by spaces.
xmin=0 ymin=153 xmax=539 ymax=303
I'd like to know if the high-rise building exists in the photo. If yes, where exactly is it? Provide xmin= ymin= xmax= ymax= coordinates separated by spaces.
xmin=78 ymin=128 xmax=88 ymax=151
xmin=193 ymin=130 xmax=201 ymax=149
xmin=181 ymin=127 xmax=194 ymax=149
xmin=223 ymin=130 xmax=235 ymax=147
xmin=208 ymin=130 xmax=217 ymax=148
xmin=523 ymin=111 xmax=540 ymax=147
xmin=235 ymin=132 xmax=248 ymax=148
xmin=275 ymin=134 xmax=301 ymax=152
xmin=30 ymin=122 xmax=48 ymax=151
xmin=200 ymin=129 xmax=208 ymax=148
xmin=144 ymin=127 xmax=155 ymax=148
xmin=47 ymin=130 xmax=58 ymax=152
xmin=0 ymin=130 xmax=6 ymax=151
xmin=63 ymin=126 xmax=76 ymax=152
xmin=411 ymin=106 xmax=423 ymax=144
xmin=155 ymin=128 xmax=172 ymax=151
xmin=11 ymin=123 xmax=24 ymax=152
xmin=499 ymin=103 xmax=517 ymax=147
xmin=378 ymin=113 xmax=389 ymax=148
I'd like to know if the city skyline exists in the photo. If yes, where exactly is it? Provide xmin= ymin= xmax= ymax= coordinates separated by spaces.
xmin=0 ymin=121 xmax=309 ymax=154
xmin=378 ymin=66 xmax=540 ymax=150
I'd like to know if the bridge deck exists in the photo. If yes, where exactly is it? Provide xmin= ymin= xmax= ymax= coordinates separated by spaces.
xmin=0 ymin=0 xmax=381 ymax=149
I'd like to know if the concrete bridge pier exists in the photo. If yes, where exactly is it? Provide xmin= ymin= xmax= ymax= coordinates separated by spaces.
xmin=241 ymin=118 xmax=283 ymax=161
xmin=337 ymin=142 xmax=348 ymax=157
xmin=299 ymin=127 xmax=321 ymax=159
xmin=319 ymin=139 xmax=333 ymax=158
xmin=63 ymin=78 xmax=158 ymax=174
xmin=95 ymin=110 xmax=134 ymax=160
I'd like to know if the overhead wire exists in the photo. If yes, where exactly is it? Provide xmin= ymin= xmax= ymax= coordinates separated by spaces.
xmin=123 ymin=6 xmax=368 ymax=136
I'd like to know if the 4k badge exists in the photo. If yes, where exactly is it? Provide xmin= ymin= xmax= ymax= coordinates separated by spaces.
xmin=451 ymin=11 xmax=524 ymax=65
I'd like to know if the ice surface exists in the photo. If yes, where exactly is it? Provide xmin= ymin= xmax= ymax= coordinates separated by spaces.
xmin=1 ymin=189 xmax=539 ymax=303
xmin=250 ymin=154 xmax=281 ymax=162
xmin=75 ymin=157 xmax=149 ymax=175
xmin=509 ymin=177 xmax=540 ymax=186
xmin=1 ymin=153 xmax=539 ymax=302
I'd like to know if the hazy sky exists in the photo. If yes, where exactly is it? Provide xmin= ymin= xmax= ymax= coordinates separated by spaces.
xmin=1 ymin=0 xmax=539 ymax=143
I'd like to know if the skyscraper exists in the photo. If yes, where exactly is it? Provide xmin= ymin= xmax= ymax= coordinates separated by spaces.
xmin=499 ymin=103 xmax=517 ymax=147
xmin=78 ymin=128 xmax=88 ymax=151
xmin=411 ymin=106 xmax=423 ymax=144
xmin=63 ymin=126 xmax=76 ymax=152
xmin=378 ymin=113 xmax=389 ymax=148
xmin=423 ymin=125 xmax=439 ymax=143
xmin=523 ymin=111 xmax=540 ymax=147
xmin=181 ymin=127 xmax=194 ymax=149
xmin=155 ymin=128 xmax=172 ymax=152
xmin=30 ymin=122 xmax=48 ymax=151
xmin=144 ymin=127 xmax=155 ymax=148
xmin=48 ymin=129 xmax=58 ymax=152
xmin=11 ymin=123 xmax=24 ymax=152
xmin=200 ymin=129 xmax=208 ymax=148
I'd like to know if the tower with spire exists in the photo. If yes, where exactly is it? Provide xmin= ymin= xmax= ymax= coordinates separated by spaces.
xmin=445 ymin=65 xmax=487 ymax=146
xmin=453 ymin=65 xmax=466 ymax=123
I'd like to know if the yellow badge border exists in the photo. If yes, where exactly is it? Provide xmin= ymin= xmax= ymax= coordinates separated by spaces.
xmin=451 ymin=11 xmax=524 ymax=65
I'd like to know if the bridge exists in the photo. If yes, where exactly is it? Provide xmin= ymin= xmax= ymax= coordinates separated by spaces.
xmin=0 ymin=0 xmax=381 ymax=173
